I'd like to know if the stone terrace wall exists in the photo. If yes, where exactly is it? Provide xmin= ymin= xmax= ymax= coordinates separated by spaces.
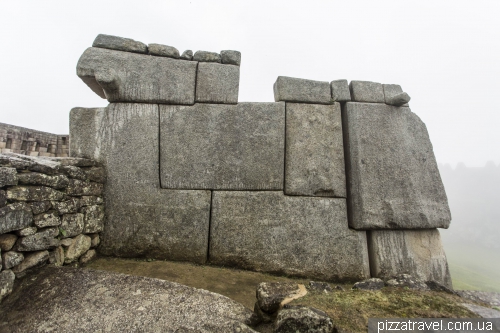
xmin=0 ymin=154 xmax=105 ymax=303
xmin=69 ymin=34 xmax=452 ymax=287
xmin=0 ymin=122 xmax=69 ymax=157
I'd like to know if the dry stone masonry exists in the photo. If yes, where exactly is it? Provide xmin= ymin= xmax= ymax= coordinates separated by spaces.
xmin=68 ymin=34 xmax=452 ymax=288
xmin=0 ymin=154 xmax=104 ymax=302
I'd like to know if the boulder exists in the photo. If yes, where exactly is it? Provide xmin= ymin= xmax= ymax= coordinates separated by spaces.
xmin=330 ymin=79 xmax=351 ymax=102
xmin=6 ymin=186 xmax=65 ymax=202
xmin=0 ymin=266 xmax=257 ymax=332
xmin=275 ymin=306 xmax=334 ymax=333
xmin=352 ymin=278 xmax=384 ymax=290
xmin=33 ymin=211 xmax=61 ymax=228
xmin=349 ymin=80 xmax=385 ymax=103
xmin=0 ymin=167 xmax=18 ymax=187
xmin=308 ymin=281 xmax=333 ymax=293
xmin=274 ymin=76 xmax=331 ymax=104
xmin=0 ymin=269 xmax=15 ymax=303
xmin=14 ymin=228 xmax=59 ymax=251
xmin=148 ymin=43 xmax=180 ymax=58
xmin=77 ymin=47 xmax=197 ymax=104
xmin=343 ymin=102 xmax=451 ymax=229
xmin=385 ymin=274 xmax=429 ymax=290
xmin=256 ymin=282 xmax=306 ymax=313
xmin=16 ymin=172 xmax=69 ymax=189
xmin=0 ymin=234 xmax=18 ymax=251
xmin=60 ymin=213 xmax=84 ymax=238
xmin=92 ymin=34 xmax=148 ymax=54
xmin=2 ymin=251 xmax=24 ymax=270
xmin=210 ymin=191 xmax=370 ymax=281
xmin=285 ymin=102 xmax=345 ymax=197
xmin=0 ymin=202 xmax=33 ymax=234
xmin=368 ymin=229 xmax=452 ymax=288
xmin=65 ymin=234 xmax=91 ymax=264
xmin=160 ymin=103 xmax=284 ymax=190
xmin=195 ymin=62 xmax=240 ymax=104
xmin=221 ymin=50 xmax=241 ymax=66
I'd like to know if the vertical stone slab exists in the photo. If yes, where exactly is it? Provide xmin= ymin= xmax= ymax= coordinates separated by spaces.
xmin=195 ymin=63 xmax=240 ymax=104
xmin=368 ymin=229 xmax=452 ymax=288
xmin=210 ymin=191 xmax=370 ymax=281
xmin=343 ymin=102 xmax=451 ymax=229
xmin=160 ymin=103 xmax=284 ymax=190
xmin=285 ymin=102 xmax=346 ymax=197
xmin=69 ymin=107 xmax=106 ymax=160
xmin=70 ymin=103 xmax=211 ymax=263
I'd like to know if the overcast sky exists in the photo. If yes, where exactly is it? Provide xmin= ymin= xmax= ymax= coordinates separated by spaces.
xmin=1 ymin=0 xmax=499 ymax=167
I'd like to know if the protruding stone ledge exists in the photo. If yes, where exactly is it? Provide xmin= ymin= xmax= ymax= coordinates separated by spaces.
xmin=274 ymin=76 xmax=331 ymax=104
xmin=349 ymin=80 xmax=385 ymax=103
xmin=92 ymin=34 xmax=148 ymax=54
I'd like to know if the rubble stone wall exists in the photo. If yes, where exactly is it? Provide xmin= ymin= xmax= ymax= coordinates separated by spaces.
xmin=0 ymin=122 xmax=69 ymax=157
xmin=0 ymin=154 xmax=105 ymax=302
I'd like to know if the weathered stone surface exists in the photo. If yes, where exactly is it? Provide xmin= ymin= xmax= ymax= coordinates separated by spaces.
xmin=0 ymin=269 xmax=15 ymax=303
xmin=0 ymin=190 xmax=6 ymax=208
xmin=81 ymin=205 xmax=104 ymax=233
xmin=425 ymin=280 xmax=456 ymax=294
xmin=83 ymin=167 xmax=105 ymax=183
xmin=16 ymin=172 xmax=69 ymax=189
xmin=457 ymin=291 xmax=500 ymax=307
xmin=80 ymin=195 xmax=103 ymax=207
xmin=274 ymin=76 xmax=331 ymax=104
xmin=195 ymin=62 xmax=240 ymax=104
xmin=210 ymin=192 xmax=370 ymax=281
xmin=368 ymin=229 xmax=452 ymax=288
xmin=0 ymin=266 xmax=257 ymax=332
xmin=349 ymin=80 xmax=385 ymax=103
xmin=160 ymin=103 xmax=284 ymax=190
xmin=385 ymin=274 xmax=429 ymax=290
xmin=6 ymin=186 xmax=65 ymax=201
xmin=60 ymin=165 xmax=87 ymax=180
xmin=257 ymin=282 xmax=305 ymax=313
xmin=92 ymin=34 xmax=147 ymax=54
xmin=15 ymin=228 xmax=59 ymax=251
xmin=15 ymin=226 xmax=37 ymax=236
xmin=65 ymin=234 xmax=91 ymax=264
xmin=308 ymin=281 xmax=333 ymax=293
xmin=0 ymin=167 xmax=17 ymax=187
xmin=2 ymin=251 xmax=24 ymax=270
xmin=51 ymin=197 xmax=81 ymax=215
xmin=60 ymin=213 xmax=84 ymax=238
xmin=148 ymin=43 xmax=179 ymax=58
xmin=89 ymin=233 xmax=100 ymax=248
xmin=30 ymin=200 xmax=51 ymax=214
xmin=0 ymin=202 xmax=33 ymax=234
xmin=77 ymin=47 xmax=197 ymax=104
xmin=66 ymin=179 xmax=103 ymax=196
xmin=39 ymin=157 xmax=96 ymax=167
xmin=69 ymin=107 xmax=106 ymax=160
xmin=193 ymin=50 xmax=221 ymax=63
xmin=221 ymin=50 xmax=241 ymax=66
xmin=461 ymin=304 xmax=500 ymax=318
xmin=48 ymin=246 xmax=64 ymax=266
xmin=79 ymin=249 xmax=96 ymax=265
xmin=71 ymin=103 xmax=211 ymax=263
xmin=60 ymin=238 xmax=73 ymax=247
xmin=4 ymin=153 xmax=61 ymax=174
xmin=0 ymin=154 xmax=32 ymax=170
xmin=0 ymin=234 xmax=18 ymax=251
xmin=386 ymin=92 xmax=411 ymax=106
xmin=352 ymin=278 xmax=384 ymax=290
xmin=330 ymin=79 xmax=351 ymax=102
xmin=285 ymin=102 xmax=345 ymax=197
xmin=11 ymin=250 xmax=49 ymax=276
xmin=275 ymin=306 xmax=334 ymax=333
xmin=383 ymin=83 xmax=409 ymax=107
xmin=343 ymin=102 xmax=451 ymax=229
xmin=33 ymin=211 xmax=61 ymax=228
xmin=180 ymin=49 xmax=193 ymax=60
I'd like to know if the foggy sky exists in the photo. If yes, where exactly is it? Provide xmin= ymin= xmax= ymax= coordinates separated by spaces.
xmin=1 ymin=0 xmax=499 ymax=167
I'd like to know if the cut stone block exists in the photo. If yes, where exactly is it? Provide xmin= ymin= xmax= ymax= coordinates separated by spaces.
xmin=77 ymin=47 xmax=197 ymax=104
xmin=330 ymin=79 xmax=351 ymax=102
xmin=34 ymin=211 xmax=61 ymax=228
xmin=349 ymin=81 xmax=385 ymax=103
xmin=0 ymin=203 xmax=33 ymax=234
xmin=383 ymin=83 xmax=409 ymax=107
xmin=274 ymin=76 xmax=331 ymax=104
xmin=221 ymin=50 xmax=241 ymax=66
xmin=195 ymin=62 xmax=240 ymax=104
xmin=193 ymin=50 xmax=221 ymax=63
xmin=69 ymin=107 xmax=106 ymax=161
xmin=17 ymin=172 xmax=69 ymax=189
xmin=81 ymin=205 xmax=104 ymax=233
xmin=92 ymin=34 xmax=148 ymax=54
xmin=6 ymin=186 xmax=65 ymax=202
xmin=368 ymin=229 xmax=452 ymax=288
xmin=70 ymin=103 xmax=211 ymax=264
xmin=210 ymin=191 xmax=370 ymax=281
xmin=285 ymin=103 xmax=345 ymax=197
xmin=148 ymin=43 xmax=179 ymax=58
xmin=180 ymin=49 xmax=193 ymax=60
xmin=60 ymin=214 xmax=84 ymax=238
xmin=160 ymin=103 xmax=285 ymax=190
xmin=343 ymin=102 xmax=451 ymax=229
xmin=0 ymin=167 xmax=17 ymax=187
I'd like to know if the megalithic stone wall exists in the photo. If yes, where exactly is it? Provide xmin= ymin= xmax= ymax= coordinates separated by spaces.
xmin=69 ymin=34 xmax=452 ymax=286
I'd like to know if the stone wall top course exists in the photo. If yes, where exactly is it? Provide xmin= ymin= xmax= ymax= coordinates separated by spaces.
xmin=274 ymin=76 xmax=331 ymax=104
xmin=92 ymin=34 xmax=148 ymax=54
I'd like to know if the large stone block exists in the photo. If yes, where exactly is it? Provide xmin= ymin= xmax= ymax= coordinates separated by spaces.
xmin=274 ymin=76 xmax=331 ymax=104
xmin=77 ymin=47 xmax=197 ymax=104
xmin=0 ymin=167 xmax=17 ymax=187
xmin=330 ymin=79 xmax=351 ymax=102
xmin=92 ymin=34 xmax=148 ymax=54
xmin=349 ymin=81 xmax=385 ymax=103
xmin=0 ymin=203 xmax=33 ymax=234
xmin=368 ymin=229 xmax=452 ymax=288
xmin=160 ymin=103 xmax=285 ymax=190
xmin=285 ymin=103 xmax=346 ymax=197
xmin=343 ymin=102 xmax=451 ymax=229
xmin=195 ymin=63 xmax=240 ymax=104
xmin=6 ymin=186 xmax=65 ymax=202
xmin=72 ymin=103 xmax=212 ymax=263
xmin=210 ymin=191 xmax=370 ymax=281
xmin=69 ymin=107 xmax=106 ymax=160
